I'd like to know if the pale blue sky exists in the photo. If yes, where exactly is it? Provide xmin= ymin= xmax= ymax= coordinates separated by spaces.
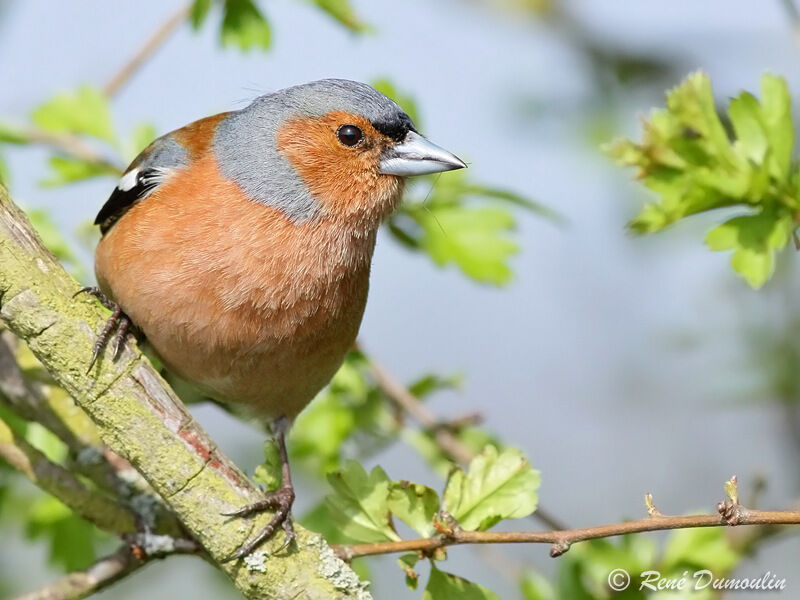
xmin=1 ymin=1 xmax=800 ymax=598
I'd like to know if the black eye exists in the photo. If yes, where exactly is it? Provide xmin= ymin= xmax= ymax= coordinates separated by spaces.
xmin=337 ymin=124 xmax=363 ymax=147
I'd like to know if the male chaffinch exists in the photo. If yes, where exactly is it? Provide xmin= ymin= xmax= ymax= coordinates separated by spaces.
xmin=85 ymin=79 xmax=465 ymax=558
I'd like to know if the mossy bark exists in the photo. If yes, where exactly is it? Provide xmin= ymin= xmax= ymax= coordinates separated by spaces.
xmin=0 ymin=186 xmax=370 ymax=600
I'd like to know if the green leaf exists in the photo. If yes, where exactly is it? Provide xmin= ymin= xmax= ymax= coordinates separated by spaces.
xmin=27 ymin=209 xmax=86 ymax=279
xmin=705 ymin=209 xmax=794 ymax=288
xmin=0 ymin=122 xmax=30 ymax=145
xmin=372 ymin=79 xmax=420 ymax=127
xmin=127 ymin=123 xmax=158 ymax=160
xmin=423 ymin=565 xmax=501 ymax=600
xmin=442 ymin=445 xmax=540 ymax=531
xmin=661 ymin=527 xmax=742 ymax=573
xmin=609 ymin=71 xmax=800 ymax=288
xmin=406 ymin=204 xmax=519 ymax=285
xmin=408 ymin=372 xmax=462 ymax=399
xmin=190 ymin=0 xmax=213 ymax=29
xmin=290 ymin=351 xmax=396 ymax=475
xmin=388 ymin=481 xmax=439 ymax=537
xmin=406 ymin=426 xmax=501 ymax=477
xmin=24 ymin=423 xmax=67 ymax=463
xmin=300 ymin=501 xmax=347 ymax=545
xmin=520 ymin=570 xmax=556 ymax=600
xmin=25 ymin=496 xmax=97 ymax=571
xmin=221 ymin=0 xmax=271 ymax=51
xmin=32 ymin=86 xmax=114 ymax=143
xmin=310 ymin=0 xmax=370 ymax=32
xmin=253 ymin=440 xmax=281 ymax=492
xmin=40 ymin=156 xmax=117 ymax=187
xmin=398 ymin=553 xmax=420 ymax=590
xmin=759 ymin=74 xmax=794 ymax=180
xmin=324 ymin=461 xmax=400 ymax=543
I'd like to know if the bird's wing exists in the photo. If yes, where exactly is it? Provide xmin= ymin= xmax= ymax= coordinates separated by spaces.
xmin=95 ymin=134 xmax=189 ymax=235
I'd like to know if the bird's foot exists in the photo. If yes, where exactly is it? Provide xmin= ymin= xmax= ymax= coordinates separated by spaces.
xmin=221 ymin=416 xmax=296 ymax=561
xmin=221 ymin=486 xmax=296 ymax=561
xmin=74 ymin=286 xmax=133 ymax=371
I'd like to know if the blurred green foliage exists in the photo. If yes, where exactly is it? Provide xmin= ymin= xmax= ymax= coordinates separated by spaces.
xmin=298 ymin=445 xmax=540 ymax=596
xmin=0 ymin=2 xmax=786 ymax=599
xmin=608 ymin=72 xmax=800 ymax=288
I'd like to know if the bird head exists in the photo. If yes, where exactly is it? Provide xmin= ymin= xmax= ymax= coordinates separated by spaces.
xmin=212 ymin=79 xmax=466 ymax=228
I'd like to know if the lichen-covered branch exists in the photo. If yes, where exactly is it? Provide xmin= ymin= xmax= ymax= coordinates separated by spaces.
xmin=0 ymin=185 xmax=369 ymax=600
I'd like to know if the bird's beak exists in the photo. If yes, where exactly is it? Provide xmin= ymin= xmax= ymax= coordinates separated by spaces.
xmin=379 ymin=131 xmax=467 ymax=176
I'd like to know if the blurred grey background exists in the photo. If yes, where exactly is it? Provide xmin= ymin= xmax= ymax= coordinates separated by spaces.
xmin=1 ymin=0 xmax=799 ymax=598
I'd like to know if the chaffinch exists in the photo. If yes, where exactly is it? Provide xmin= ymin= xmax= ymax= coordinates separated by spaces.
xmin=85 ymin=79 xmax=465 ymax=558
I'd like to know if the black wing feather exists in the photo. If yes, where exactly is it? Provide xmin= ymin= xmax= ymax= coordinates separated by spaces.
xmin=95 ymin=169 xmax=162 ymax=235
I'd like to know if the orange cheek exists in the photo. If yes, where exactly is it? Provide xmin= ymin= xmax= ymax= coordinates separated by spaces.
xmin=276 ymin=114 xmax=404 ymax=224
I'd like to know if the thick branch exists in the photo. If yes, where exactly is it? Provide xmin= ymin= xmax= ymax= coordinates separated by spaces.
xmin=0 ymin=185 xmax=370 ymax=599
xmin=335 ymin=502 xmax=800 ymax=561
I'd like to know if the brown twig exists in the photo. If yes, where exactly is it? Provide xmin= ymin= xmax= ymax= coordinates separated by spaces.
xmin=334 ymin=491 xmax=800 ymax=561
xmin=22 ymin=128 xmax=123 ymax=174
xmin=12 ymin=540 xmax=200 ymax=600
xmin=367 ymin=356 xmax=569 ymax=531
xmin=779 ymin=0 xmax=800 ymax=43
xmin=103 ymin=4 xmax=192 ymax=98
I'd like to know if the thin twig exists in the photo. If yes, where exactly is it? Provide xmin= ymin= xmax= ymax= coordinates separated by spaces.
xmin=22 ymin=128 xmax=123 ymax=173
xmin=104 ymin=4 xmax=192 ymax=98
xmin=13 ymin=541 xmax=200 ymax=600
xmin=367 ymin=355 xmax=569 ymax=531
xmin=779 ymin=0 xmax=800 ymax=42
xmin=334 ymin=501 xmax=800 ymax=561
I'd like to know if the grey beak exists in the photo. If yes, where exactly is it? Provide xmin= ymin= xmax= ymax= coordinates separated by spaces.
xmin=379 ymin=131 xmax=467 ymax=176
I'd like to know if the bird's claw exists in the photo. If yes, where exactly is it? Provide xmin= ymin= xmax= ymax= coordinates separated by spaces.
xmin=221 ymin=486 xmax=296 ymax=562
xmin=75 ymin=286 xmax=133 ymax=371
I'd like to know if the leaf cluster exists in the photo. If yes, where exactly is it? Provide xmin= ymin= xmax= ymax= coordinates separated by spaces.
xmin=607 ymin=72 xmax=800 ymax=288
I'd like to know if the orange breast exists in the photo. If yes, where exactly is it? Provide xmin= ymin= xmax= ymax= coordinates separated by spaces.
xmin=95 ymin=154 xmax=377 ymax=418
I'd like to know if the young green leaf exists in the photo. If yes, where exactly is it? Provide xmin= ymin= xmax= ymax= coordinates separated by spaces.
xmin=520 ymin=570 xmax=556 ymax=600
xmin=190 ymin=0 xmax=213 ymax=29
xmin=407 ymin=372 xmax=462 ymax=399
xmin=660 ymin=527 xmax=742 ymax=574
xmin=403 ymin=203 xmax=519 ymax=285
xmin=310 ymin=0 xmax=370 ymax=33
xmin=608 ymin=71 xmax=800 ymax=288
xmin=398 ymin=553 xmax=420 ymax=590
xmin=291 ymin=351 xmax=398 ymax=474
xmin=406 ymin=426 xmax=501 ymax=477
xmin=221 ymin=0 xmax=271 ymax=51
xmin=324 ymin=461 xmax=401 ymax=543
xmin=387 ymin=481 xmax=440 ymax=537
xmin=371 ymin=79 xmax=421 ymax=127
xmin=27 ymin=209 xmax=86 ymax=280
xmin=127 ymin=123 xmax=158 ymax=160
xmin=442 ymin=445 xmax=540 ymax=531
xmin=0 ymin=122 xmax=30 ymax=145
xmin=423 ymin=565 xmax=501 ymax=600
xmin=705 ymin=209 xmax=794 ymax=288
xmin=24 ymin=496 xmax=98 ymax=571
xmin=40 ymin=156 xmax=117 ymax=187
xmin=32 ymin=86 xmax=115 ymax=143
